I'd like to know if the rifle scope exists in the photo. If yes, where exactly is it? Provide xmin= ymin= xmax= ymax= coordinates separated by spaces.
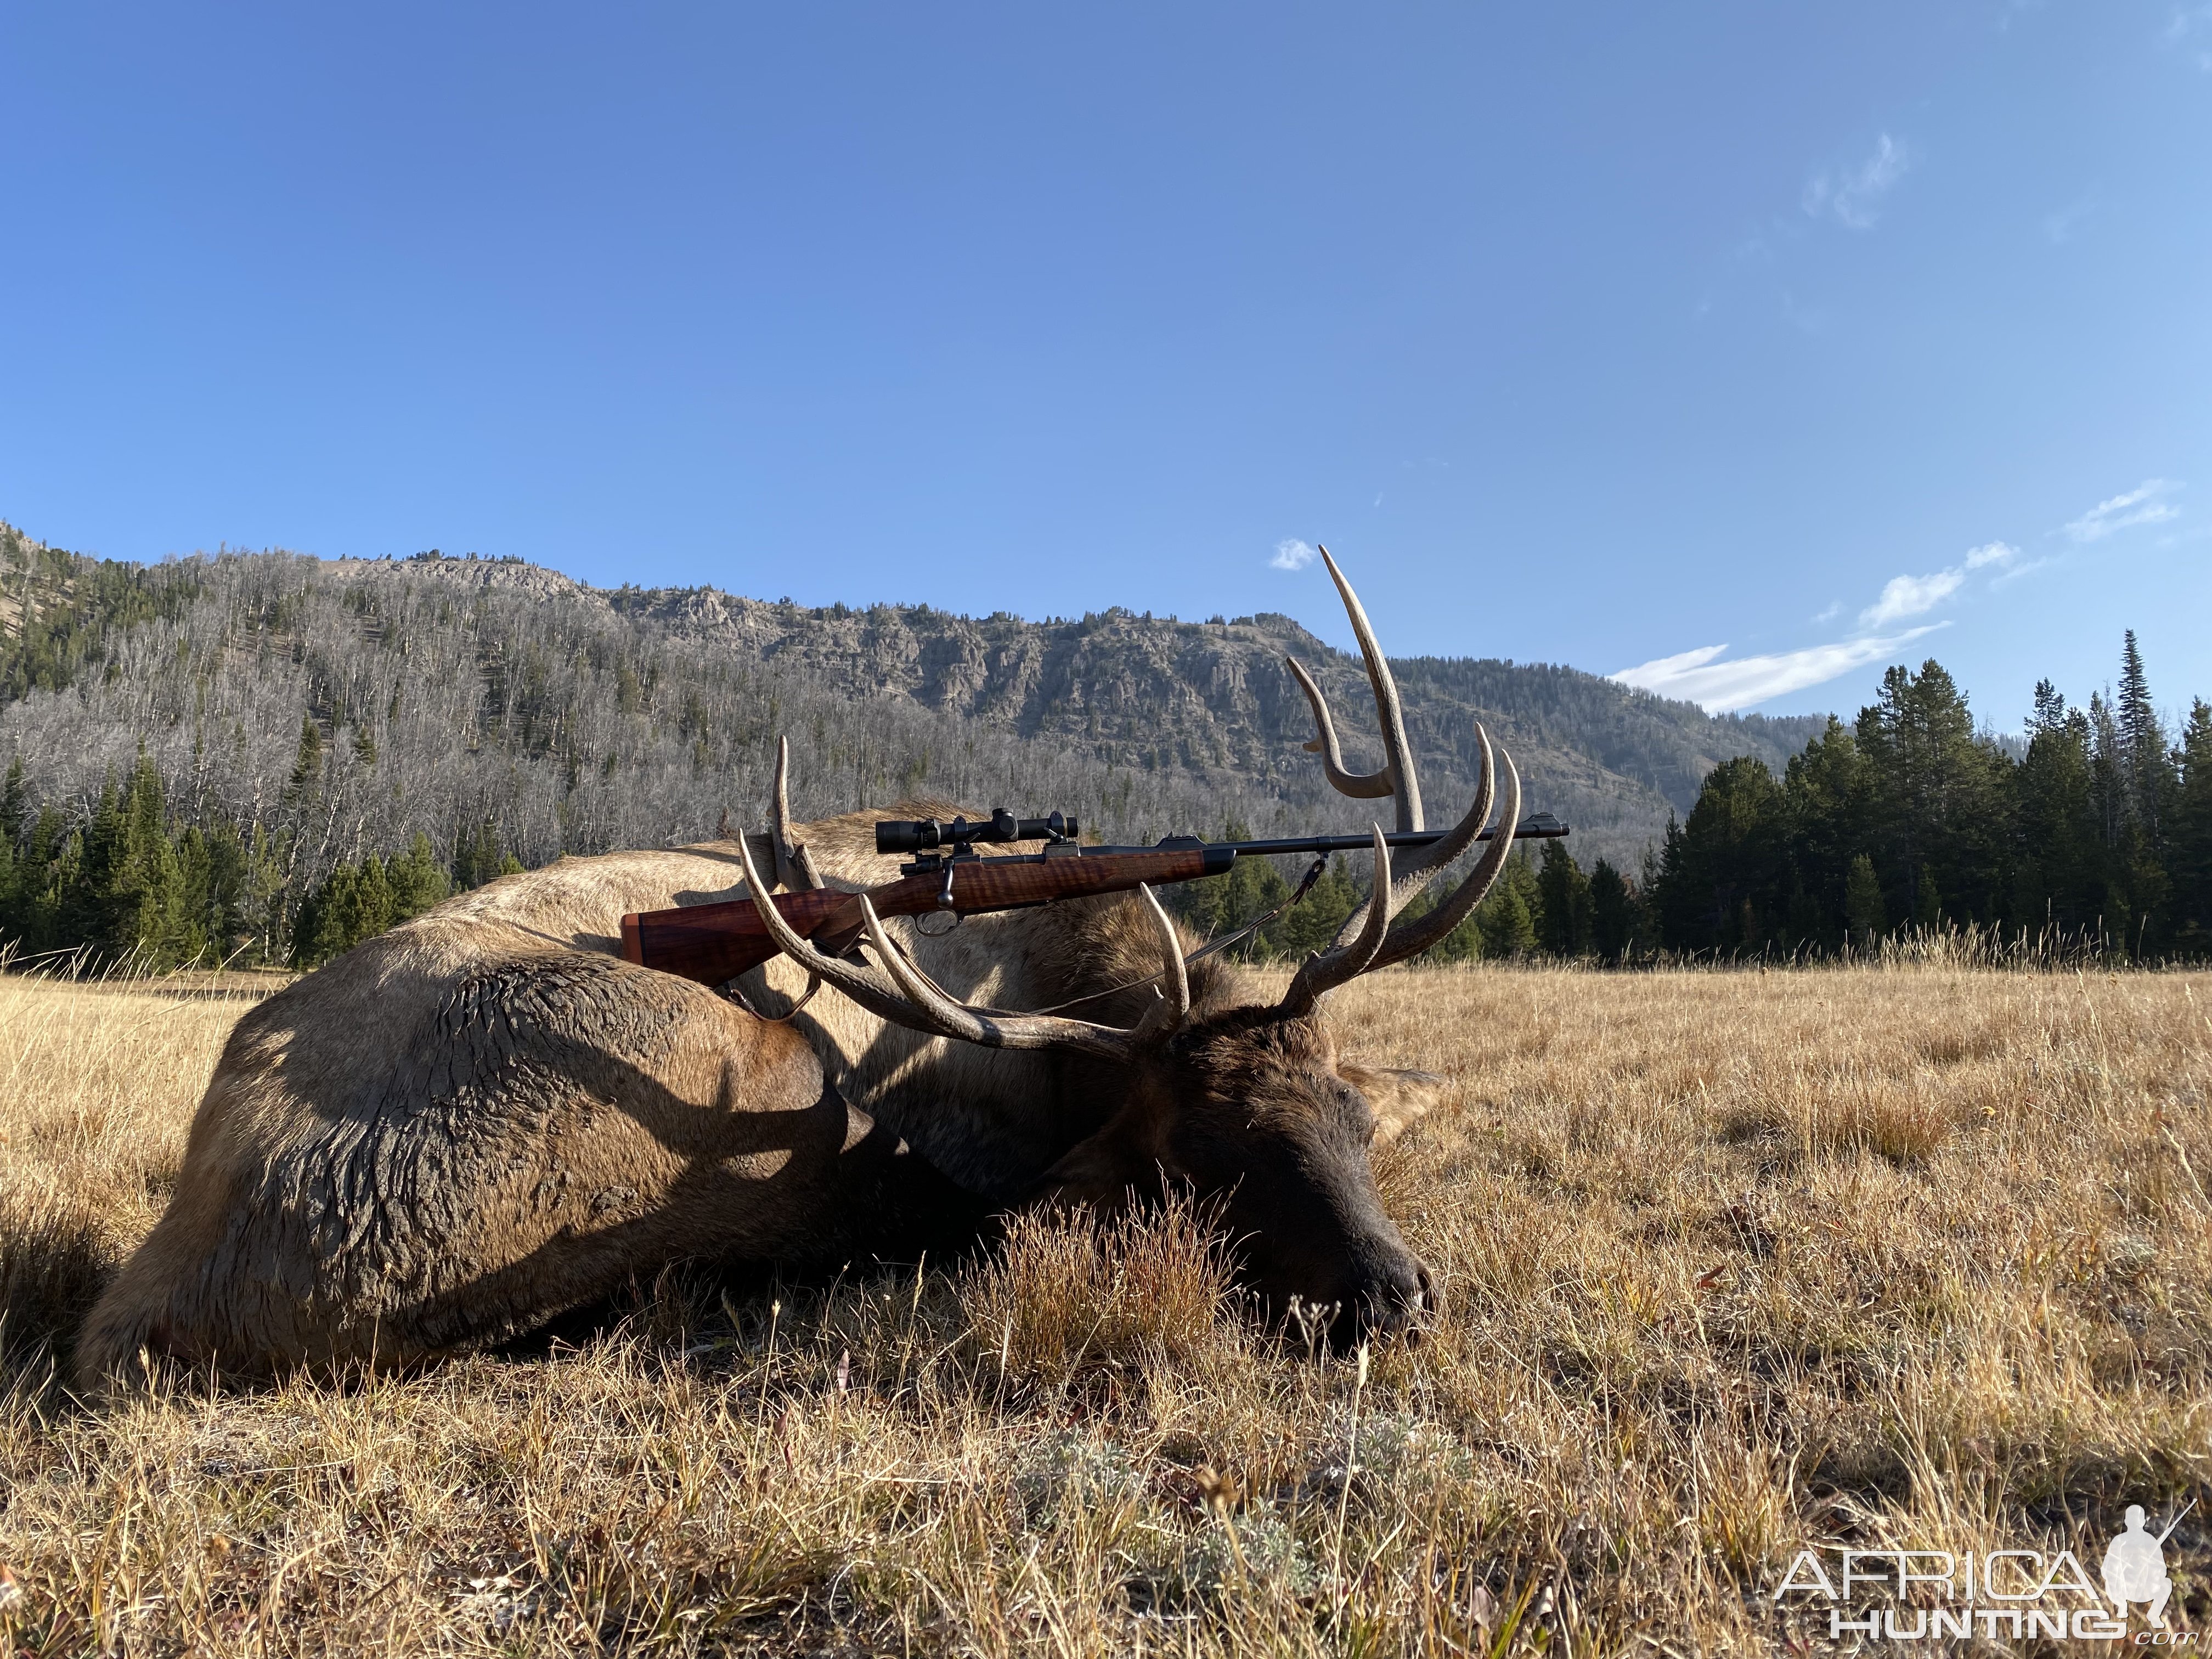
xmin=876 ymin=810 xmax=1077 ymax=855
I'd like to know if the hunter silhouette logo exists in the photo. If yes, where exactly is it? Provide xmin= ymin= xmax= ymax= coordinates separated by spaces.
xmin=2104 ymin=1502 xmax=2192 ymax=1630
xmin=1772 ymin=1501 xmax=2198 ymax=1642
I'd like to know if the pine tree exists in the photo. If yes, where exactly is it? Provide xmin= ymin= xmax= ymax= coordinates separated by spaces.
xmin=1854 ymin=661 xmax=2010 ymax=930
xmin=1264 ymin=855 xmax=1359 ymax=961
xmin=387 ymin=832 xmax=450 ymax=921
xmin=106 ymin=756 xmax=205 ymax=967
xmin=10 ymin=804 xmax=69 ymax=956
xmin=0 ymin=751 xmax=26 ymax=932
xmin=1843 ymin=854 xmax=1885 ymax=945
xmin=453 ymin=816 xmax=509 ymax=890
xmin=0 ymin=756 xmax=25 ymax=843
xmin=285 ymin=715 xmax=323 ymax=806
xmin=2089 ymin=693 xmax=2126 ymax=849
xmin=0 ymin=802 xmax=15 ymax=949
xmin=1587 ymin=859 xmax=1643 ymax=960
xmin=174 ymin=825 xmax=213 ymax=961
xmin=1781 ymin=717 xmax=1870 ymax=946
xmin=1651 ymin=757 xmax=1786 ymax=952
xmin=2030 ymin=678 xmax=2067 ymax=736
xmin=2117 ymin=630 xmax=2174 ymax=837
xmin=356 ymin=855 xmax=395 ymax=939
xmin=2084 ymin=676 xmax=2177 ymax=954
xmin=1534 ymin=839 xmax=1593 ymax=956
xmin=2013 ymin=702 xmax=2101 ymax=941
xmin=290 ymin=867 xmax=340 ymax=966
xmin=2170 ymin=700 xmax=2212 ymax=952
xmin=198 ymin=820 xmax=251 ymax=962
xmin=296 ymin=855 xmax=399 ymax=966
xmin=1476 ymin=852 xmax=1540 ymax=958
xmin=1912 ymin=867 xmax=1943 ymax=932
xmin=63 ymin=773 xmax=126 ymax=955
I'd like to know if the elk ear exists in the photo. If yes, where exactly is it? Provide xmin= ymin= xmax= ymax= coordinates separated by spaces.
xmin=1338 ymin=1061 xmax=1444 ymax=1147
xmin=1036 ymin=1116 xmax=1163 ymax=1216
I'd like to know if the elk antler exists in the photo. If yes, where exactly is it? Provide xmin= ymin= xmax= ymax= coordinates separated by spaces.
xmin=1276 ymin=825 xmax=1396 ymax=1015
xmin=1276 ymin=555 xmax=1525 ymax=1015
xmin=732 ymin=818 xmax=1189 ymax=1059
xmin=769 ymin=736 xmax=824 ymax=893
xmin=1284 ymin=548 xmax=1424 ymax=833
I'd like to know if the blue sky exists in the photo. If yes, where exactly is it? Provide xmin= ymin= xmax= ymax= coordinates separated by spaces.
xmin=3 ymin=4 xmax=2207 ymax=727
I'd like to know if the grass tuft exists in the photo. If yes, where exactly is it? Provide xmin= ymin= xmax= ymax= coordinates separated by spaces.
xmin=960 ymin=1189 xmax=1235 ymax=1386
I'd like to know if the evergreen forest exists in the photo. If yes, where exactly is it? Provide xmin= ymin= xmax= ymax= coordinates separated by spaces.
xmin=4 ymin=520 xmax=2205 ymax=969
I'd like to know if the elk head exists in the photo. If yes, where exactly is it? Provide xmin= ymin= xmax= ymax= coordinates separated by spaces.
xmin=740 ymin=549 xmax=1520 ymax=1348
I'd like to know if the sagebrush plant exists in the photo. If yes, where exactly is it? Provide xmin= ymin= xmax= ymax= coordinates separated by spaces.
xmin=1 ymin=959 xmax=2208 ymax=1655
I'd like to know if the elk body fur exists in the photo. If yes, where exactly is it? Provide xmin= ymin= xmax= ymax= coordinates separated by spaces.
xmin=75 ymin=843 xmax=961 ymax=1386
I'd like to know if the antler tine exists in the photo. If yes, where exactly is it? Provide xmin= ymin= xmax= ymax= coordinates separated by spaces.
xmin=1324 ymin=548 xmax=1423 ymax=833
xmin=1322 ymin=723 xmax=1497 ymax=956
xmin=732 ymin=823 xmax=1142 ymax=1059
xmin=1277 ymin=826 xmax=1394 ymax=1018
xmin=1388 ymin=721 xmax=1496 ymax=885
xmin=1285 ymin=656 xmax=1397 ymax=800
xmin=770 ymin=737 xmax=822 ymax=893
xmin=1364 ymin=744 xmax=1522 ymax=974
xmin=1133 ymin=882 xmax=1191 ymax=1032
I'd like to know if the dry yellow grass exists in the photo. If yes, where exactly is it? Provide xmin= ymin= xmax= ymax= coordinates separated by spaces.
xmin=2 ymin=960 xmax=2209 ymax=1654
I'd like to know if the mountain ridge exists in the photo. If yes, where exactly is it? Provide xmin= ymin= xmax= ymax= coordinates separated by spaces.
xmin=324 ymin=549 xmax=1829 ymax=866
xmin=3 ymin=526 xmax=1829 ymax=876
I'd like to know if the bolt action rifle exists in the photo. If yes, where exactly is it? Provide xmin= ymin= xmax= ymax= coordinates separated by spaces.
xmin=620 ymin=807 xmax=1568 ymax=989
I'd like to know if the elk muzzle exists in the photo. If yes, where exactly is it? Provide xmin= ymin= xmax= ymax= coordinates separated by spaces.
xmin=1221 ymin=1180 xmax=1440 ymax=1351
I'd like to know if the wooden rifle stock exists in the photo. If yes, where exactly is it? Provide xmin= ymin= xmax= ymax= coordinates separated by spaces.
xmin=620 ymin=845 xmax=1223 ymax=988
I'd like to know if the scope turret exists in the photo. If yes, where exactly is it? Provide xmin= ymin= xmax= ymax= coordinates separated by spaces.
xmin=876 ymin=809 xmax=1076 ymax=856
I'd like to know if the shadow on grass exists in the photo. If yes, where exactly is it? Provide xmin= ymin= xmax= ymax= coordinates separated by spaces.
xmin=0 ymin=1181 xmax=115 ymax=1389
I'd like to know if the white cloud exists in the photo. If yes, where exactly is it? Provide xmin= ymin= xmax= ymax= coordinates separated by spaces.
xmin=2062 ymin=478 xmax=2183 ymax=543
xmin=1270 ymin=538 xmax=1317 ymax=571
xmin=1618 ymin=644 xmax=1730 ymax=682
xmin=1803 ymin=133 xmax=1912 ymax=230
xmin=1614 ymin=627 xmax=1946 ymax=713
xmin=1613 ymin=535 xmax=2027 ymax=714
xmin=1860 ymin=568 xmax=1966 ymax=628
xmin=1857 ymin=540 xmax=2020 ymax=625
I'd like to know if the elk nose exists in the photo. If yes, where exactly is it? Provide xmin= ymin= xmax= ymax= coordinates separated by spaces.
xmin=1351 ymin=1254 xmax=1435 ymax=1345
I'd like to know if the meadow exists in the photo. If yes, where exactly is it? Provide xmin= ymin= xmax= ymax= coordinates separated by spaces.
xmin=1 ymin=956 xmax=2207 ymax=1655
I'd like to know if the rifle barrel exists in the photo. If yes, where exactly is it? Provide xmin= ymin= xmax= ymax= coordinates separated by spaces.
xmin=2155 ymin=1499 xmax=2197 ymax=1548
xmin=1137 ymin=813 xmax=1568 ymax=861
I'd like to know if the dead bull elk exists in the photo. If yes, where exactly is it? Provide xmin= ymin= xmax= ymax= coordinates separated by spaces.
xmin=746 ymin=548 xmax=1522 ymax=1346
xmin=74 ymin=549 xmax=1517 ymax=1378
xmin=73 ymin=844 xmax=985 ymax=1385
